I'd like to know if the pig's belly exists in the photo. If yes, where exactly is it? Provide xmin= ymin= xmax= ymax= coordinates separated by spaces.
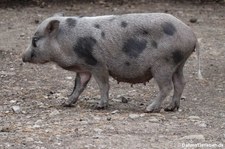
xmin=108 ymin=67 xmax=153 ymax=84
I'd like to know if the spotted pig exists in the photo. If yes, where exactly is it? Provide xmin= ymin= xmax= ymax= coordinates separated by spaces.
xmin=22 ymin=13 xmax=202 ymax=112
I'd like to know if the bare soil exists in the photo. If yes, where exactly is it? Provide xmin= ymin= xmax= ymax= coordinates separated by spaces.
xmin=0 ymin=1 xmax=225 ymax=149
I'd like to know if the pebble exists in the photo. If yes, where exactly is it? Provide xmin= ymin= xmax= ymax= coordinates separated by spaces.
xmin=94 ymin=128 xmax=103 ymax=134
xmin=150 ymin=113 xmax=165 ymax=120
xmin=20 ymin=33 xmax=25 ymax=37
xmin=112 ymin=98 xmax=121 ymax=102
xmin=172 ymin=116 xmax=178 ymax=119
xmin=148 ymin=116 xmax=159 ymax=122
xmin=49 ymin=109 xmax=60 ymax=117
xmin=129 ymin=114 xmax=140 ymax=119
xmin=84 ymin=144 xmax=96 ymax=148
xmin=181 ymin=96 xmax=186 ymax=100
xmin=190 ymin=18 xmax=197 ymax=23
xmin=180 ymin=134 xmax=205 ymax=140
xmin=35 ymin=120 xmax=43 ymax=125
xmin=0 ymin=126 xmax=10 ymax=132
xmin=188 ymin=116 xmax=201 ymax=121
xmin=195 ymin=121 xmax=207 ymax=128
xmin=140 ymin=113 xmax=146 ymax=117
xmin=34 ymin=19 xmax=39 ymax=24
xmin=32 ymin=124 xmax=41 ymax=129
xmin=93 ymin=116 xmax=101 ymax=121
xmin=65 ymin=76 xmax=73 ymax=80
xmin=26 ymin=137 xmax=34 ymax=142
xmin=111 ymin=110 xmax=119 ymax=114
xmin=121 ymin=96 xmax=128 ymax=103
xmin=107 ymin=117 xmax=111 ymax=121
xmin=10 ymin=100 xmax=17 ymax=103
xmin=12 ymin=106 xmax=21 ymax=113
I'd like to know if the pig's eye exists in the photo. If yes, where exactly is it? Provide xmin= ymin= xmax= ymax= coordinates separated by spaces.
xmin=32 ymin=37 xmax=39 ymax=47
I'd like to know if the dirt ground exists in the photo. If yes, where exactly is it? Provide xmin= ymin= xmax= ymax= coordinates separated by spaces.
xmin=0 ymin=1 xmax=225 ymax=149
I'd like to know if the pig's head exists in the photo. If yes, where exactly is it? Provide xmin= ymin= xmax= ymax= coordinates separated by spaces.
xmin=22 ymin=17 xmax=62 ymax=64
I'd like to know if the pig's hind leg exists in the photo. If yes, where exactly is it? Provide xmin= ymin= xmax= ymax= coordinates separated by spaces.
xmin=145 ymin=65 xmax=174 ymax=113
xmin=164 ymin=62 xmax=186 ymax=111
xmin=62 ymin=72 xmax=91 ymax=107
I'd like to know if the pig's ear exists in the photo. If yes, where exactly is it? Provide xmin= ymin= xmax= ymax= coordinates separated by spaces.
xmin=45 ymin=20 xmax=60 ymax=35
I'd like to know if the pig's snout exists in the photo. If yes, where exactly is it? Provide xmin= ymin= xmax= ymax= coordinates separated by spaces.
xmin=22 ymin=50 xmax=32 ymax=63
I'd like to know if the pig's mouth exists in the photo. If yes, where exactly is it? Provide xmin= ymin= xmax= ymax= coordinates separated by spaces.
xmin=22 ymin=55 xmax=49 ymax=64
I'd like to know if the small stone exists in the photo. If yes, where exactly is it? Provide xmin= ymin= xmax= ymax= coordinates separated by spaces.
xmin=180 ymin=134 xmax=205 ymax=140
xmin=148 ymin=116 xmax=159 ymax=122
xmin=10 ymin=100 xmax=17 ymax=103
xmin=129 ymin=114 xmax=140 ymax=119
xmin=49 ymin=109 xmax=60 ymax=117
xmin=35 ymin=119 xmax=42 ymax=125
xmin=66 ymin=76 xmax=73 ymax=80
xmin=93 ymin=135 xmax=99 ymax=139
xmin=188 ymin=116 xmax=201 ymax=121
xmin=93 ymin=116 xmax=101 ymax=121
xmin=94 ymin=128 xmax=103 ymax=134
xmin=20 ymin=33 xmax=25 ymax=37
xmin=181 ymin=96 xmax=186 ymax=100
xmin=0 ymin=126 xmax=10 ymax=132
xmin=172 ymin=116 xmax=178 ymax=119
xmin=33 ymin=124 xmax=41 ymax=128
xmin=12 ymin=106 xmax=21 ymax=113
xmin=84 ymin=144 xmax=96 ymax=148
xmin=107 ymin=117 xmax=111 ymax=121
xmin=26 ymin=137 xmax=34 ymax=142
xmin=121 ymin=96 xmax=128 ymax=103
xmin=195 ymin=121 xmax=207 ymax=128
xmin=112 ymin=98 xmax=121 ymax=102
xmin=192 ymin=98 xmax=197 ymax=101
xmin=34 ymin=19 xmax=39 ymax=24
xmin=111 ymin=110 xmax=119 ymax=114
xmin=140 ymin=113 xmax=146 ymax=117
xmin=190 ymin=18 xmax=197 ymax=23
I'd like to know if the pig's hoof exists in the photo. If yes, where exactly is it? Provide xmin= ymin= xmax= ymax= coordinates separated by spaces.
xmin=164 ymin=105 xmax=179 ymax=112
xmin=96 ymin=102 xmax=108 ymax=110
xmin=61 ymin=102 xmax=75 ymax=107
xmin=145 ymin=105 xmax=161 ymax=113
xmin=164 ymin=102 xmax=179 ymax=112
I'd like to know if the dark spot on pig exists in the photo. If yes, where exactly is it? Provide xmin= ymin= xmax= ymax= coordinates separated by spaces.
xmin=151 ymin=40 xmax=158 ymax=49
xmin=94 ymin=24 xmax=100 ymax=29
xmin=162 ymin=22 xmax=176 ymax=36
xmin=121 ymin=21 xmax=128 ymax=28
xmin=73 ymin=37 xmax=98 ymax=66
xmin=125 ymin=61 xmax=130 ymax=66
xmin=142 ymin=30 xmax=149 ymax=35
xmin=66 ymin=18 xmax=77 ymax=28
xmin=79 ymin=16 xmax=84 ymax=18
xmin=172 ymin=50 xmax=183 ymax=64
xmin=101 ymin=31 xmax=105 ymax=39
xmin=122 ymin=38 xmax=147 ymax=58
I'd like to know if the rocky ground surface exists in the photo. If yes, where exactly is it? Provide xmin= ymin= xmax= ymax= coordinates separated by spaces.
xmin=0 ymin=1 xmax=225 ymax=149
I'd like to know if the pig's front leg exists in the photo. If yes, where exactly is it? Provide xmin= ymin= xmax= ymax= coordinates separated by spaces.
xmin=92 ymin=69 xmax=110 ymax=109
xmin=62 ymin=72 xmax=91 ymax=107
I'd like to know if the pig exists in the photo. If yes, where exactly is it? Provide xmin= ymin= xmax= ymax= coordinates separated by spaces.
xmin=22 ymin=13 xmax=202 ymax=112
